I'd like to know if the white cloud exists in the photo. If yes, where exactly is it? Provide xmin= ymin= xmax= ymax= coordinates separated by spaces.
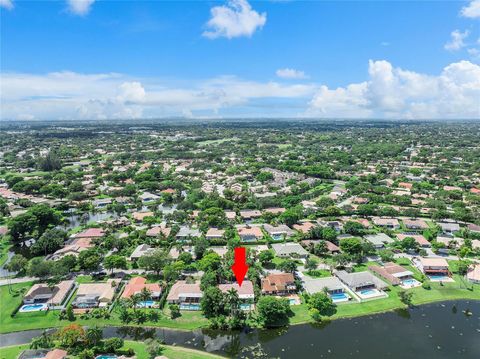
xmin=117 ymin=82 xmax=146 ymax=103
xmin=0 ymin=0 xmax=13 ymax=10
xmin=444 ymin=29 xmax=470 ymax=51
xmin=308 ymin=60 xmax=480 ymax=119
xmin=461 ymin=0 xmax=480 ymax=18
xmin=67 ymin=0 xmax=95 ymax=16
xmin=276 ymin=68 xmax=308 ymax=79
xmin=203 ymin=0 xmax=266 ymax=39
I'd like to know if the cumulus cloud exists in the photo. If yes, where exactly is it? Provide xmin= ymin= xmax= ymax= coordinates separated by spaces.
xmin=276 ymin=68 xmax=308 ymax=79
xmin=461 ymin=0 xmax=480 ymax=18
xmin=203 ymin=0 xmax=266 ymax=39
xmin=67 ymin=0 xmax=95 ymax=16
xmin=0 ymin=0 xmax=13 ymax=10
xmin=444 ymin=29 xmax=470 ymax=51
xmin=308 ymin=60 xmax=480 ymax=119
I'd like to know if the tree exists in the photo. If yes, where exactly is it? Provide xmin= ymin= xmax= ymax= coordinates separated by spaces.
xmin=200 ymin=270 xmax=218 ymax=291
xmin=398 ymin=290 xmax=413 ymax=307
xmin=30 ymin=228 xmax=67 ymax=256
xmin=103 ymin=337 xmax=124 ymax=353
xmin=194 ymin=236 xmax=210 ymax=259
xmin=56 ymin=324 xmax=86 ymax=348
xmin=197 ymin=252 xmax=222 ymax=272
xmin=39 ymin=151 xmax=62 ymax=171
xmin=305 ymin=257 xmax=318 ymax=271
xmin=313 ymin=241 xmax=328 ymax=257
xmin=339 ymin=237 xmax=363 ymax=256
xmin=103 ymin=255 xmax=127 ymax=273
xmin=28 ymin=204 xmax=62 ymax=233
xmin=307 ymin=292 xmax=337 ymax=320
xmin=145 ymin=338 xmax=164 ymax=359
xmin=401 ymin=237 xmax=419 ymax=252
xmin=201 ymin=286 xmax=225 ymax=318
xmin=5 ymin=254 xmax=27 ymax=273
xmin=258 ymin=250 xmax=274 ymax=265
xmin=27 ymin=258 xmax=53 ymax=279
xmin=65 ymin=304 xmax=75 ymax=321
xmin=456 ymin=260 xmax=471 ymax=276
xmin=256 ymin=296 xmax=291 ymax=328
xmin=85 ymin=325 xmax=103 ymax=346
xmin=8 ymin=213 xmax=38 ymax=242
xmin=78 ymin=249 xmax=101 ymax=271
xmin=169 ymin=304 xmax=180 ymax=319
xmin=278 ymin=259 xmax=297 ymax=273
xmin=30 ymin=331 xmax=53 ymax=349
xmin=343 ymin=221 xmax=365 ymax=236
xmin=138 ymin=250 xmax=169 ymax=275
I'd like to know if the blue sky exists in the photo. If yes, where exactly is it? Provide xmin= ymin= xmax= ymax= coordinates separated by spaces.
xmin=1 ymin=0 xmax=479 ymax=120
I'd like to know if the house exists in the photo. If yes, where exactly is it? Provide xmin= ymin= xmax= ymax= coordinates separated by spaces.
xmin=176 ymin=227 xmax=201 ymax=241
xmin=303 ymin=276 xmax=349 ymax=302
xmin=73 ymin=279 xmax=119 ymax=308
xmin=416 ymin=257 xmax=450 ymax=276
xmin=403 ymin=218 xmax=429 ymax=230
xmin=18 ymin=349 xmax=68 ymax=359
xmin=168 ymin=246 xmax=195 ymax=259
xmin=146 ymin=226 xmax=171 ymax=238
xmin=23 ymin=280 xmax=75 ymax=307
xmin=206 ymin=227 xmax=225 ymax=240
xmin=218 ymin=281 xmax=255 ymax=310
xmin=209 ymin=246 xmax=228 ymax=258
xmin=398 ymin=182 xmax=413 ymax=190
xmin=364 ymin=233 xmax=394 ymax=248
xmin=372 ymin=217 xmax=400 ymax=229
xmin=237 ymin=226 xmax=263 ymax=242
xmin=263 ymin=224 xmax=294 ymax=240
xmin=467 ymin=264 xmax=480 ymax=284
xmin=271 ymin=242 xmax=309 ymax=258
xmin=93 ymin=198 xmax=112 ymax=208
xmin=467 ymin=223 xmax=480 ymax=234
xmin=132 ymin=211 xmax=154 ymax=222
xmin=438 ymin=222 xmax=460 ymax=234
xmin=73 ymin=228 xmax=105 ymax=240
xmin=166 ymin=280 xmax=203 ymax=309
xmin=261 ymin=273 xmax=296 ymax=295
xmin=121 ymin=277 xmax=161 ymax=299
xmin=263 ymin=207 xmax=286 ymax=215
xmin=129 ymin=244 xmax=155 ymax=261
xmin=239 ymin=209 xmax=262 ymax=220
xmin=139 ymin=191 xmax=160 ymax=203
xmin=369 ymin=262 xmax=416 ymax=286
xmin=293 ymin=222 xmax=316 ymax=234
xmin=50 ymin=237 xmax=94 ymax=260
xmin=225 ymin=211 xmax=237 ymax=220
xmin=396 ymin=233 xmax=431 ymax=247
xmin=335 ymin=270 xmax=388 ymax=299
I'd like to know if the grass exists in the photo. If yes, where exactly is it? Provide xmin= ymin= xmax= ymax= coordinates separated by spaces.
xmin=0 ymin=239 xmax=11 ymax=267
xmin=0 ymin=342 xmax=223 ymax=359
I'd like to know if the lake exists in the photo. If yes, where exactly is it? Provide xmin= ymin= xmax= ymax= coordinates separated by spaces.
xmin=1 ymin=300 xmax=479 ymax=358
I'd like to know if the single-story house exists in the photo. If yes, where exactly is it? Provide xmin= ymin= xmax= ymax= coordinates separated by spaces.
xmin=18 ymin=349 xmax=68 ymax=359
xmin=335 ymin=270 xmax=388 ymax=292
xmin=271 ymin=242 xmax=309 ymax=258
xmin=293 ymin=222 xmax=316 ymax=234
xmin=206 ymin=228 xmax=225 ymax=240
xmin=218 ymin=281 xmax=255 ymax=309
xmin=129 ymin=244 xmax=155 ymax=261
xmin=121 ymin=277 xmax=161 ymax=299
xmin=23 ymin=280 xmax=75 ymax=307
xmin=209 ymin=246 xmax=228 ymax=258
xmin=73 ymin=228 xmax=105 ymax=240
xmin=263 ymin=207 xmax=286 ymax=215
xmin=176 ymin=227 xmax=201 ymax=241
xmin=139 ymin=191 xmax=160 ymax=203
xmin=369 ymin=262 xmax=415 ymax=286
xmin=132 ymin=211 xmax=154 ymax=222
xmin=261 ymin=273 xmax=296 ymax=295
xmin=50 ymin=237 xmax=93 ymax=260
xmin=73 ymin=279 xmax=119 ymax=308
xmin=146 ymin=226 xmax=171 ymax=238
xmin=303 ymin=276 xmax=345 ymax=296
xmin=396 ymin=233 xmax=431 ymax=247
xmin=402 ymin=218 xmax=429 ymax=230
xmin=364 ymin=233 xmax=394 ymax=248
xmin=438 ymin=222 xmax=460 ymax=233
xmin=372 ymin=217 xmax=400 ymax=229
xmin=467 ymin=223 xmax=480 ymax=233
xmin=166 ymin=280 xmax=203 ymax=309
xmin=225 ymin=211 xmax=237 ymax=220
xmin=263 ymin=224 xmax=294 ymax=240
xmin=93 ymin=198 xmax=112 ymax=208
xmin=416 ymin=257 xmax=450 ymax=276
xmin=239 ymin=209 xmax=262 ymax=220
xmin=237 ymin=226 xmax=263 ymax=242
xmin=467 ymin=264 xmax=480 ymax=284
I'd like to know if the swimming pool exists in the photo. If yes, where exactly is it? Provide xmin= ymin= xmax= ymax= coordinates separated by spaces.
xmin=137 ymin=300 xmax=156 ymax=308
xmin=359 ymin=289 xmax=377 ymax=295
xmin=429 ymin=275 xmax=449 ymax=281
xmin=180 ymin=303 xmax=201 ymax=310
xmin=95 ymin=356 xmax=117 ymax=359
xmin=19 ymin=303 xmax=49 ymax=312
xmin=330 ymin=293 xmax=348 ymax=301
xmin=402 ymin=278 xmax=420 ymax=286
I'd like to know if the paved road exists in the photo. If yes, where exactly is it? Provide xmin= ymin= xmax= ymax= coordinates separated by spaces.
xmin=0 ymin=276 xmax=37 ymax=287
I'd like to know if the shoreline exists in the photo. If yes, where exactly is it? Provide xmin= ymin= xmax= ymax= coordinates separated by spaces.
xmin=1 ymin=298 xmax=478 ymax=343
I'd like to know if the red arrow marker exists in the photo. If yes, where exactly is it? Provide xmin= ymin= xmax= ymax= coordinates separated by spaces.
xmin=231 ymin=247 xmax=249 ymax=287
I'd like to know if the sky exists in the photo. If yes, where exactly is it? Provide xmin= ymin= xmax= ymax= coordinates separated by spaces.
xmin=1 ymin=0 xmax=479 ymax=120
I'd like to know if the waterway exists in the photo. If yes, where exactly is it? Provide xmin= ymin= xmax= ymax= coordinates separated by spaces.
xmin=1 ymin=300 xmax=479 ymax=358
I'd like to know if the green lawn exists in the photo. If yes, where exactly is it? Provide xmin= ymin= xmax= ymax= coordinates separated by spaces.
xmin=0 ymin=342 xmax=223 ymax=359
xmin=0 ymin=240 xmax=11 ymax=267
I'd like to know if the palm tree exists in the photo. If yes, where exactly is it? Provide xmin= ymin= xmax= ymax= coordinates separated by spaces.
xmin=225 ymin=288 xmax=240 ymax=318
xmin=139 ymin=287 xmax=152 ymax=311
xmin=130 ymin=293 xmax=141 ymax=312
xmin=86 ymin=325 xmax=103 ymax=346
